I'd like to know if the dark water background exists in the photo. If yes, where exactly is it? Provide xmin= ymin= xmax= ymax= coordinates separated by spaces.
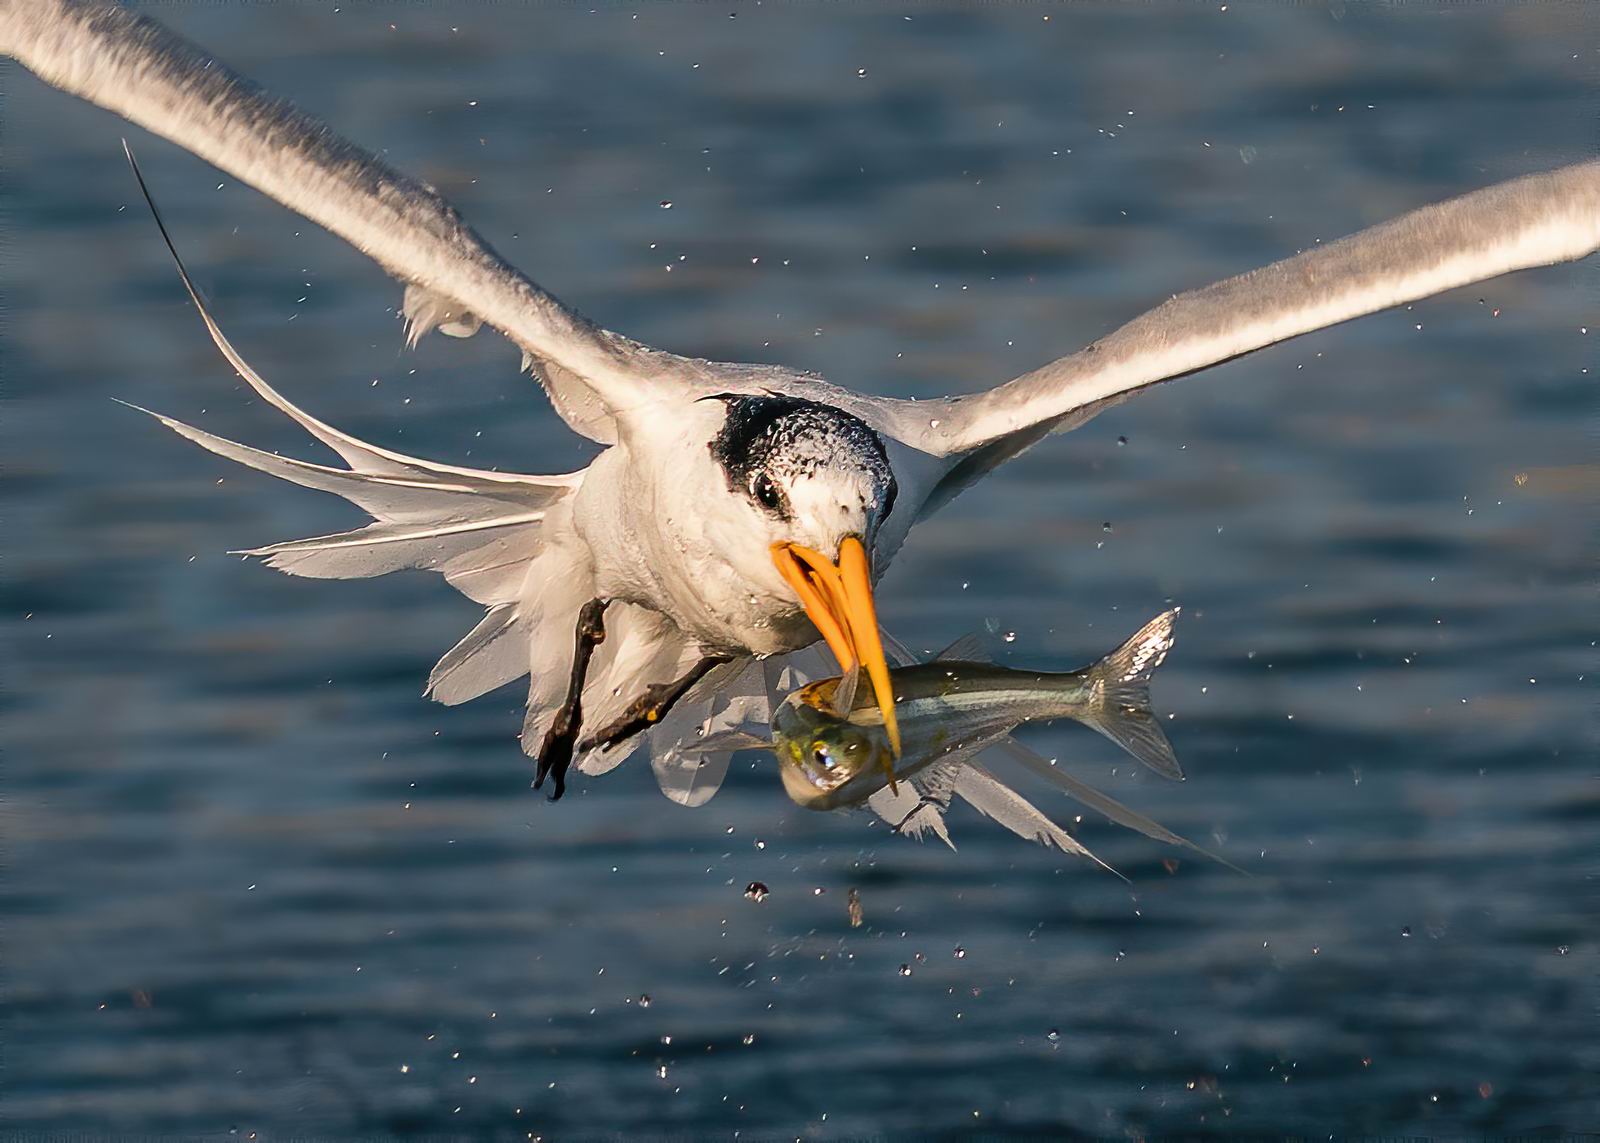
xmin=5 ymin=4 xmax=1596 ymax=1137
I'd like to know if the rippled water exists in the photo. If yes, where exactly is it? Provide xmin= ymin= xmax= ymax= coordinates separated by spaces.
xmin=6 ymin=5 xmax=1595 ymax=1137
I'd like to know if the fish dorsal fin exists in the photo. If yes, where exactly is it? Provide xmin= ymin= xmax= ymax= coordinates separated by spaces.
xmin=934 ymin=634 xmax=990 ymax=663
xmin=830 ymin=663 xmax=861 ymax=716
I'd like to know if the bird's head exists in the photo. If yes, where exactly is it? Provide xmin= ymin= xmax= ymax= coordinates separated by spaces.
xmin=706 ymin=394 xmax=902 ymax=756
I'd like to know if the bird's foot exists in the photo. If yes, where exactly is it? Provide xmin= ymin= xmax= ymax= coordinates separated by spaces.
xmin=532 ymin=597 xmax=609 ymax=801
xmin=578 ymin=655 xmax=731 ymax=753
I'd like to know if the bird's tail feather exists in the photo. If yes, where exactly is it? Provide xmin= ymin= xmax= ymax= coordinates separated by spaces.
xmin=125 ymin=220 xmax=591 ymax=708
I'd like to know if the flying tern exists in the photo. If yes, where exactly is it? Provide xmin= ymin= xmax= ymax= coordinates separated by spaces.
xmin=7 ymin=0 xmax=1598 ymax=808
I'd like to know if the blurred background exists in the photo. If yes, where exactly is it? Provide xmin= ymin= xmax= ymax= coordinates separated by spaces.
xmin=5 ymin=3 xmax=1595 ymax=1136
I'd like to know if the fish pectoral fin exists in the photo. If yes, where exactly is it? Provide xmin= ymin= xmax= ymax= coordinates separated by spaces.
xmin=689 ymin=729 xmax=773 ymax=754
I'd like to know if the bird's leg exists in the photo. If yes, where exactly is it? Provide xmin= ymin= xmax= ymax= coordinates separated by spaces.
xmin=533 ymin=597 xmax=609 ymax=801
xmin=578 ymin=654 xmax=733 ymax=753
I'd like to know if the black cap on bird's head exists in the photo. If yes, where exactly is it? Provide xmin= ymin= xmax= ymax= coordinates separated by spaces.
xmin=706 ymin=393 xmax=903 ymax=758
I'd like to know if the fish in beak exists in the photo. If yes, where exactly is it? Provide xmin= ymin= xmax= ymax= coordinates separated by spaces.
xmin=771 ymin=536 xmax=901 ymax=788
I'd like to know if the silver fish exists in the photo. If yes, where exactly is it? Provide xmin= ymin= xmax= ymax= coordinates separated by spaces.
xmin=772 ymin=609 xmax=1181 ymax=811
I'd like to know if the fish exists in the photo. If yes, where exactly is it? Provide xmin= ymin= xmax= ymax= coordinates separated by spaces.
xmin=771 ymin=609 xmax=1182 ymax=811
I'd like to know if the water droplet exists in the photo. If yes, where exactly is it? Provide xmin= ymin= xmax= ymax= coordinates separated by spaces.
xmin=1046 ymin=1028 xmax=1061 ymax=1042
xmin=1102 ymin=522 xmax=1113 ymax=533
xmin=657 ymin=1064 xmax=669 ymax=1079
xmin=742 ymin=1033 xmax=756 ymax=1046
xmin=1401 ymin=926 xmax=1412 ymax=937
xmin=812 ymin=886 xmax=826 ymax=896
xmin=897 ymin=964 xmax=913 ymax=977
xmin=659 ymin=200 xmax=673 ymax=209
xmin=638 ymin=994 xmax=651 ymax=1008
xmin=754 ymin=839 xmax=766 ymax=850
xmin=856 ymin=67 xmax=867 ymax=77
xmin=744 ymin=882 xmax=769 ymax=902
xmin=660 ymin=1034 xmax=672 ymax=1045
xmin=1117 ymin=435 xmax=1128 ymax=446
xmin=953 ymin=946 xmax=966 ymax=959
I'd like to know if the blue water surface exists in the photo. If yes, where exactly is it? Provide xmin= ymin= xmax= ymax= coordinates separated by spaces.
xmin=5 ymin=4 xmax=1596 ymax=1137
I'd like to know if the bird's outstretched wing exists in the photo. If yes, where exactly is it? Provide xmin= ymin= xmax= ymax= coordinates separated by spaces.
xmin=904 ymin=161 xmax=1600 ymax=479
xmin=0 ymin=0 xmax=729 ymax=444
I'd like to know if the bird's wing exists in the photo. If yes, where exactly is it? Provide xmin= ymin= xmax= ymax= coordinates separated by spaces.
xmin=953 ymin=761 xmax=1122 ymax=877
xmin=985 ymin=736 xmax=1248 ymax=875
xmin=896 ymin=161 xmax=1600 ymax=473
xmin=1 ymin=0 xmax=736 ymax=444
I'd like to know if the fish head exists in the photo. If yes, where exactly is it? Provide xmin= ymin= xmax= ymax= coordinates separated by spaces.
xmin=771 ymin=684 xmax=893 ymax=810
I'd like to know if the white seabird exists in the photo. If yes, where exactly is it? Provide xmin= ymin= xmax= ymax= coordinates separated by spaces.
xmin=6 ymin=1 xmax=1598 ymax=815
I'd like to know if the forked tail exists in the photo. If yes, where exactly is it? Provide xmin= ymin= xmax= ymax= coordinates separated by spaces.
xmin=1078 ymin=608 xmax=1183 ymax=780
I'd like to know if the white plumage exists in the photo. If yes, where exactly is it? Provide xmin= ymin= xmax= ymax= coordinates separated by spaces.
xmin=6 ymin=0 xmax=1598 ymax=848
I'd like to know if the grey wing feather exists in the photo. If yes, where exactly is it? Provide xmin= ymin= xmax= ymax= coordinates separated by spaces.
xmin=427 ymin=605 xmax=529 ymax=706
xmin=954 ymin=761 xmax=1123 ymax=878
xmin=907 ymin=161 xmax=1600 ymax=467
xmin=988 ymin=737 xmax=1248 ymax=874
xmin=2 ymin=0 xmax=696 ymax=443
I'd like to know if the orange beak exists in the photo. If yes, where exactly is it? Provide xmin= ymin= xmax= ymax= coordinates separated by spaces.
xmin=772 ymin=537 xmax=901 ymax=788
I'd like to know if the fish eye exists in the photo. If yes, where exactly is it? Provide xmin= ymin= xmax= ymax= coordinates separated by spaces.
xmin=811 ymin=745 xmax=834 ymax=770
xmin=751 ymin=471 xmax=782 ymax=511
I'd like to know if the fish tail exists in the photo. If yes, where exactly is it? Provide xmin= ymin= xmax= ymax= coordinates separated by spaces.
xmin=1078 ymin=608 xmax=1183 ymax=780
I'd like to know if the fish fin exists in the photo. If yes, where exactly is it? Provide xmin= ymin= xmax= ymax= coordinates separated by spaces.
xmin=830 ymin=662 xmax=861 ymax=717
xmin=933 ymin=633 xmax=989 ymax=663
xmin=894 ymin=802 xmax=957 ymax=850
xmin=688 ymin=729 xmax=772 ymax=754
xmin=1078 ymin=607 xmax=1184 ymax=780
xmin=879 ymin=629 xmax=922 ymax=670
xmin=867 ymin=781 xmax=955 ymax=849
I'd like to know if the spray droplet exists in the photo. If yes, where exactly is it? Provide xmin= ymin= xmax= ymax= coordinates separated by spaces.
xmin=744 ymin=882 xmax=769 ymax=902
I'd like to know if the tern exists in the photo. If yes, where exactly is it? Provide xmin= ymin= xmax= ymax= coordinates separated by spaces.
xmin=7 ymin=1 xmax=1599 ymax=807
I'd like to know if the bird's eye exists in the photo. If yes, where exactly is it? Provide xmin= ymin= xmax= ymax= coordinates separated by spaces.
xmin=752 ymin=472 xmax=781 ymax=511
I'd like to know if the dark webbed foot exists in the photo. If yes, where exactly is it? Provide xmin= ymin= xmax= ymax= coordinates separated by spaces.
xmin=533 ymin=597 xmax=609 ymax=801
xmin=578 ymin=655 xmax=732 ymax=753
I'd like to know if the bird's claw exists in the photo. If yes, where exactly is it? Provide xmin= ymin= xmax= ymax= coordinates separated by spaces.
xmin=576 ymin=655 xmax=732 ymax=753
